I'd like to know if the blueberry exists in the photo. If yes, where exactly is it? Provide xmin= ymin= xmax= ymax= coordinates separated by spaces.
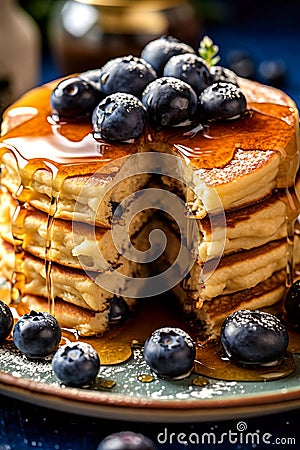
xmin=108 ymin=296 xmax=129 ymax=323
xmin=92 ymin=93 xmax=147 ymax=142
xmin=221 ymin=310 xmax=289 ymax=366
xmin=141 ymin=35 xmax=195 ymax=76
xmin=99 ymin=56 xmax=157 ymax=98
xmin=97 ymin=431 xmax=156 ymax=450
xmin=142 ymin=77 xmax=197 ymax=127
xmin=284 ymin=280 xmax=300 ymax=329
xmin=0 ymin=300 xmax=13 ymax=343
xmin=109 ymin=200 xmax=124 ymax=221
xmin=163 ymin=53 xmax=210 ymax=95
xmin=209 ymin=65 xmax=239 ymax=86
xmin=143 ymin=327 xmax=195 ymax=378
xmin=79 ymin=68 xmax=101 ymax=89
xmin=199 ymin=82 xmax=247 ymax=121
xmin=13 ymin=311 xmax=61 ymax=358
xmin=52 ymin=342 xmax=100 ymax=387
xmin=50 ymin=77 xmax=102 ymax=121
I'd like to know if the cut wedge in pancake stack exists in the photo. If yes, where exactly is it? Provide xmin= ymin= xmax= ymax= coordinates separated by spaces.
xmin=0 ymin=36 xmax=299 ymax=337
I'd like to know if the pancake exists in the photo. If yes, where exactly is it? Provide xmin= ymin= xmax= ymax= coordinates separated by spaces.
xmin=186 ymin=148 xmax=280 ymax=214
xmin=194 ymin=269 xmax=287 ymax=336
xmin=0 ymin=188 xmax=149 ymax=271
xmin=0 ymin=238 xmax=124 ymax=310
xmin=18 ymin=295 xmax=112 ymax=336
xmin=0 ymin=149 xmax=151 ymax=228
xmin=191 ymin=239 xmax=289 ymax=300
xmin=0 ymin=50 xmax=299 ymax=336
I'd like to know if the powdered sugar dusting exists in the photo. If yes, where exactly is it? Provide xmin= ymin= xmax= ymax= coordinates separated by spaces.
xmin=195 ymin=148 xmax=276 ymax=186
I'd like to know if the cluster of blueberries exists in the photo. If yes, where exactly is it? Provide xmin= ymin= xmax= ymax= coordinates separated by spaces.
xmin=50 ymin=35 xmax=247 ymax=142
xmin=1 ymin=280 xmax=299 ymax=388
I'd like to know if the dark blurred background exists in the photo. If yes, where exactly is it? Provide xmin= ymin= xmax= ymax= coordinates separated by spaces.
xmin=1 ymin=0 xmax=300 ymax=118
xmin=16 ymin=0 xmax=300 ymax=108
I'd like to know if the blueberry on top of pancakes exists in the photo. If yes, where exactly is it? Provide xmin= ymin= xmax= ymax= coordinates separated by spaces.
xmin=142 ymin=77 xmax=198 ymax=127
xmin=92 ymin=92 xmax=147 ymax=142
xmin=209 ymin=65 xmax=239 ymax=86
xmin=198 ymin=82 xmax=247 ymax=121
xmin=163 ymin=53 xmax=210 ymax=95
xmin=141 ymin=35 xmax=195 ymax=76
xmin=99 ymin=55 xmax=157 ymax=99
xmin=50 ymin=76 xmax=102 ymax=121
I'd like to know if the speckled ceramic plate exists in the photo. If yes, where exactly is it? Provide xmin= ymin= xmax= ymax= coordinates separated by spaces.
xmin=0 ymin=342 xmax=300 ymax=422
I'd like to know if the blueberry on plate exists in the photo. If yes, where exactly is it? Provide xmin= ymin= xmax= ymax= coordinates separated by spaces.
xmin=52 ymin=341 xmax=100 ymax=387
xmin=142 ymin=77 xmax=197 ymax=127
xmin=99 ymin=55 xmax=157 ymax=98
xmin=221 ymin=309 xmax=289 ymax=366
xmin=143 ymin=327 xmax=195 ymax=379
xmin=13 ymin=310 xmax=61 ymax=358
xmin=108 ymin=296 xmax=129 ymax=323
xmin=92 ymin=92 xmax=147 ymax=142
xmin=0 ymin=300 xmax=13 ymax=343
xmin=284 ymin=280 xmax=300 ymax=328
xmin=199 ymin=82 xmax=247 ymax=121
xmin=50 ymin=76 xmax=102 ymax=121
xmin=141 ymin=35 xmax=195 ymax=76
xmin=163 ymin=53 xmax=210 ymax=95
xmin=209 ymin=65 xmax=239 ymax=86
xmin=97 ymin=431 xmax=156 ymax=450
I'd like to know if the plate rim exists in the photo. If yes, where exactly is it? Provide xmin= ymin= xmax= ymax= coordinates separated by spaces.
xmin=1 ymin=376 xmax=300 ymax=422
xmin=0 ymin=368 xmax=300 ymax=412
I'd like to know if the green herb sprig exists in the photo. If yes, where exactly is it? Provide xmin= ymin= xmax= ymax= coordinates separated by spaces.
xmin=198 ymin=36 xmax=220 ymax=68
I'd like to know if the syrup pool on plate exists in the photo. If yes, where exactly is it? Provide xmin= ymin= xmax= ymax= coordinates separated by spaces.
xmin=47 ymin=296 xmax=299 ymax=383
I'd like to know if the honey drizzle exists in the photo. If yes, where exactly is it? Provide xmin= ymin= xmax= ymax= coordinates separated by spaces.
xmin=194 ymin=338 xmax=296 ymax=382
xmin=45 ymin=163 xmax=60 ymax=317
xmin=0 ymin=147 xmax=57 ymax=305
xmin=0 ymin=143 xmax=98 ymax=314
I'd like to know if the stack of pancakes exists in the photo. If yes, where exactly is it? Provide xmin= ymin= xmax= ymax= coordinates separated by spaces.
xmin=0 ymin=75 xmax=299 ymax=336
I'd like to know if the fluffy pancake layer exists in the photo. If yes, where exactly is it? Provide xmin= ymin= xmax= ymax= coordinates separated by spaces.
xmin=0 ymin=151 xmax=151 ymax=228
xmin=193 ymin=269 xmax=287 ymax=336
xmin=0 ymin=238 xmax=137 ymax=335
xmin=0 ymin=188 xmax=148 ymax=272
